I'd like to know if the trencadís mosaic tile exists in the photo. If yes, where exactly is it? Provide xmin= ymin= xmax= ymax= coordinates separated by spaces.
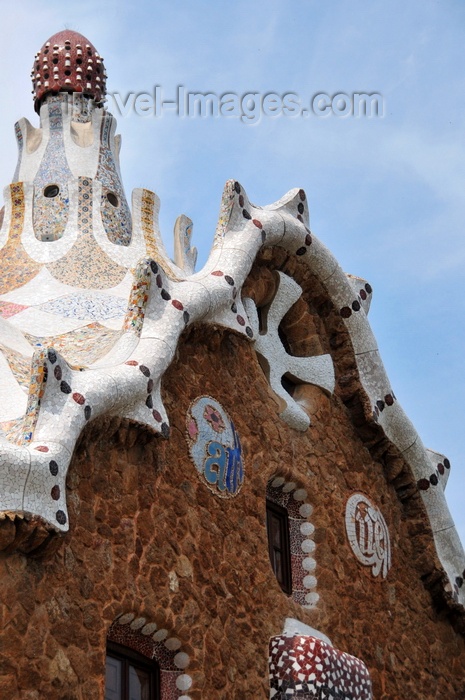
xmin=0 ymin=42 xmax=462 ymax=615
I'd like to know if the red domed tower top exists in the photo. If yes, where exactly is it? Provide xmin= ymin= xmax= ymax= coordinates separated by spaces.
xmin=32 ymin=30 xmax=107 ymax=113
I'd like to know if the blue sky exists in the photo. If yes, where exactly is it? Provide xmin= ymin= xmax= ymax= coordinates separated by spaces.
xmin=0 ymin=0 xmax=464 ymax=544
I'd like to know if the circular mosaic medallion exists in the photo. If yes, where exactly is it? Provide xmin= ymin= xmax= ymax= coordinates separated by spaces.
xmin=345 ymin=493 xmax=391 ymax=579
xmin=186 ymin=396 xmax=244 ymax=498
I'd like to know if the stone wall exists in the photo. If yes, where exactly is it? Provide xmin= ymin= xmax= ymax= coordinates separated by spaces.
xmin=1 ymin=266 xmax=465 ymax=698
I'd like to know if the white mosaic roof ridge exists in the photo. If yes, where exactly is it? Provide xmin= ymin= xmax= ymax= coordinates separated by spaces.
xmin=0 ymin=96 xmax=463 ymax=613
xmin=244 ymin=273 xmax=335 ymax=431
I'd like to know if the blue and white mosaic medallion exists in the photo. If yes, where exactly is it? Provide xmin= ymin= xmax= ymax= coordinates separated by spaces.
xmin=186 ymin=396 xmax=244 ymax=498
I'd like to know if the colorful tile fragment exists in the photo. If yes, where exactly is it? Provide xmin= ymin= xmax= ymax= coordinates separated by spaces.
xmin=269 ymin=635 xmax=372 ymax=699
xmin=186 ymin=396 xmax=244 ymax=498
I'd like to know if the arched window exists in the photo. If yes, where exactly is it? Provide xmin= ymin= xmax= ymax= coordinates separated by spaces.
xmin=266 ymin=498 xmax=292 ymax=594
xmin=266 ymin=476 xmax=319 ymax=607
xmin=107 ymin=613 xmax=193 ymax=699
xmin=105 ymin=642 xmax=160 ymax=700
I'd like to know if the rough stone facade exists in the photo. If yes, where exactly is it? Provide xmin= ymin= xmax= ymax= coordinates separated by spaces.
xmin=1 ymin=251 xmax=465 ymax=698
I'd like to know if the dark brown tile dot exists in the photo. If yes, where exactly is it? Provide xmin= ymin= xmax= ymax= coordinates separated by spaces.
xmin=56 ymin=510 xmax=67 ymax=525
xmin=417 ymin=478 xmax=430 ymax=491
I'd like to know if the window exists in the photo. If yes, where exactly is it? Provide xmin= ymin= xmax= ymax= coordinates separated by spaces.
xmin=266 ymin=499 xmax=292 ymax=594
xmin=105 ymin=642 xmax=160 ymax=700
